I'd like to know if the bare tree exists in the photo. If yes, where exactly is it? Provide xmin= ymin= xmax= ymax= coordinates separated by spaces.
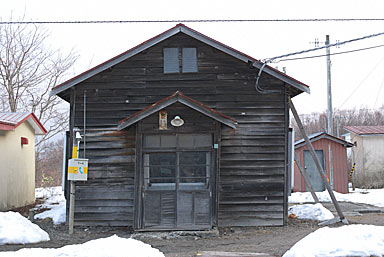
xmin=291 ymin=105 xmax=384 ymax=140
xmin=0 ymin=19 xmax=77 ymax=149
xmin=35 ymin=138 xmax=64 ymax=187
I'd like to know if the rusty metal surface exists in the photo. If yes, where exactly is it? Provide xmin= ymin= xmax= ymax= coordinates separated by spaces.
xmin=344 ymin=125 xmax=384 ymax=135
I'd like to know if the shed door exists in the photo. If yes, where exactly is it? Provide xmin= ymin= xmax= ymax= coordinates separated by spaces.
xmin=304 ymin=150 xmax=326 ymax=192
xmin=141 ymin=134 xmax=213 ymax=230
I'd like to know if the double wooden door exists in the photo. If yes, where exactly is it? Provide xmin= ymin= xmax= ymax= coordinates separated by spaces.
xmin=140 ymin=134 xmax=214 ymax=230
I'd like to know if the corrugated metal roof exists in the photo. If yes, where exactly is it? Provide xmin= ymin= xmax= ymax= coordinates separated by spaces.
xmin=0 ymin=112 xmax=30 ymax=125
xmin=0 ymin=112 xmax=47 ymax=135
xmin=344 ymin=125 xmax=384 ymax=135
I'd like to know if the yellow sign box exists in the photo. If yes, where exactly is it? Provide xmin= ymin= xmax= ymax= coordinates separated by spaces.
xmin=68 ymin=158 xmax=88 ymax=181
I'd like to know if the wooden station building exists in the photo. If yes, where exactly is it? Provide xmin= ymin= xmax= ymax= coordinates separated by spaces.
xmin=51 ymin=24 xmax=309 ymax=230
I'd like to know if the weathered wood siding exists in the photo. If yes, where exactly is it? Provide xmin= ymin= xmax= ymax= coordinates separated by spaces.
xmin=74 ymin=127 xmax=136 ymax=226
xmin=70 ymin=32 xmax=288 ymax=227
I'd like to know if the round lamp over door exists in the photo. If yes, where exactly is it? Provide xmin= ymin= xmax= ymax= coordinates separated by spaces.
xmin=171 ymin=116 xmax=184 ymax=127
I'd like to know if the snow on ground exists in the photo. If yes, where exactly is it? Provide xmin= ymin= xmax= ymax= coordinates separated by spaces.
xmin=34 ymin=186 xmax=66 ymax=224
xmin=288 ymin=203 xmax=334 ymax=221
xmin=283 ymin=224 xmax=384 ymax=257
xmin=0 ymin=235 xmax=165 ymax=257
xmin=289 ymin=188 xmax=384 ymax=207
xmin=0 ymin=212 xmax=50 ymax=245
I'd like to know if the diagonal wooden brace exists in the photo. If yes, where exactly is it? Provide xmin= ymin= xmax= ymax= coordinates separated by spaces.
xmin=289 ymin=97 xmax=348 ymax=225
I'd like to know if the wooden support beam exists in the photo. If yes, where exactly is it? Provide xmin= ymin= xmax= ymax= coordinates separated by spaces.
xmin=294 ymin=152 xmax=320 ymax=203
xmin=288 ymin=97 xmax=348 ymax=225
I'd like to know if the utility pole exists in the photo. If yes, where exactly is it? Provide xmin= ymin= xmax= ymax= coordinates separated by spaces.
xmin=326 ymin=35 xmax=334 ymax=135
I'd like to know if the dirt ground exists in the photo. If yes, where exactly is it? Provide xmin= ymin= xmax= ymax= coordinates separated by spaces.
xmin=1 ymin=209 xmax=383 ymax=256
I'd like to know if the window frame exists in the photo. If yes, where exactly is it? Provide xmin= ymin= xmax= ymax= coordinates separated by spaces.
xmin=142 ymin=134 xmax=212 ymax=190
xmin=163 ymin=47 xmax=198 ymax=74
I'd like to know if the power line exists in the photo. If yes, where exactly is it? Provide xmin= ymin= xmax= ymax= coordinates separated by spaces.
xmin=263 ymin=31 xmax=384 ymax=63
xmin=277 ymin=44 xmax=384 ymax=62
xmin=255 ymin=30 xmax=384 ymax=93
xmin=338 ymin=55 xmax=384 ymax=110
xmin=374 ymin=73 xmax=384 ymax=108
xmin=2 ymin=18 xmax=384 ymax=25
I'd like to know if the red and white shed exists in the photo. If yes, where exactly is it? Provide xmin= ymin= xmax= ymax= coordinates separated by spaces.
xmin=293 ymin=132 xmax=353 ymax=194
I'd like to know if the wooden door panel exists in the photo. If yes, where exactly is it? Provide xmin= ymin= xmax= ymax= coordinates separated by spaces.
xmin=161 ymin=192 xmax=177 ymax=226
xmin=177 ymin=192 xmax=194 ymax=226
xmin=143 ymin=192 xmax=161 ymax=227
xmin=194 ymin=192 xmax=211 ymax=225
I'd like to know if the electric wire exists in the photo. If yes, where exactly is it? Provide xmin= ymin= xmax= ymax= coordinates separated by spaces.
xmin=338 ymin=55 xmax=384 ymax=110
xmin=262 ymin=31 xmax=384 ymax=63
xmin=256 ymin=30 xmax=384 ymax=93
xmin=2 ymin=18 xmax=384 ymax=25
xmin=374 ymin=73 xmax=384 ymax=108
xmin=277 ymin=44 xmax=384 ymax=62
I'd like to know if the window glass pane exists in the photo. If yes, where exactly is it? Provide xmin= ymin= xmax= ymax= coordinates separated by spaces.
xmin=194 ymin=135 xmax=212 ymax=147
xmin=144 ymin=135 xmax=160 ymax=148
xmin=150 ymin=167 xmax=176 ymax=179
xmin=164 ymin=48 xmax=179 ymax=73
xmin=178 ymin=135 xmax=194 ymax=148
xmin=180 ymin=166 xmax=206 ymax=182
xmin=180 ymin=152 xmax=206 ymax=165
xmin=148 ymin=153 xmax=176 ymax=166
xmin=182 ymin=48 xmax=197 ymax=73
xmin=160 ymin=135 xmax=176 ymax=148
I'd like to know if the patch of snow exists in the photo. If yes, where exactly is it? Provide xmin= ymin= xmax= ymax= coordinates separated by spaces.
xmin=289 ymin=188 xmax=384 ymax=207
xmin=0 ymin=235 xmax=164 ymax=257
xmin=35 ymin=186 xmax=65 ymax=208
xmin=34 ymin=201 xmax=66 ymax=225
xmin=0 ymin=212 xmax=50 ymax=245
xmin=283 ymin=225 xmax=384 ymax=257
xmin=288 ymin=203 xmax=334 ymax=221
xmin=34 ymin=186 xmax=66 ymax=224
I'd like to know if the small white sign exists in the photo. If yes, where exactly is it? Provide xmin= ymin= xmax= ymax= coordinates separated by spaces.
xmin=68 ymin=158 xmax=88 ymax=181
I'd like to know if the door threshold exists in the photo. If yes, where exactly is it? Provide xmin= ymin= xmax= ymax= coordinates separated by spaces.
xmin=135 ymin=226 xmax=216 ymax=232
xmin=131 ymin=227 xmax=220 ymax=239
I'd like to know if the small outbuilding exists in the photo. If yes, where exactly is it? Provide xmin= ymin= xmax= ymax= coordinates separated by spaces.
xmin=0 ymin=112 xmax=47 ymax=211
xmin=52 ymin=24 xmax=310 ymax=230
xmin=293 ymin=132 xmax=353 ymax=194
xmin=344 ymin=126 xmax=384 ymax=187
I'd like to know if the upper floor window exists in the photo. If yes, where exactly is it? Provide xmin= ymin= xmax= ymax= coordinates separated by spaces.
xmin=163 ymin=47 xmax=197 ymax=73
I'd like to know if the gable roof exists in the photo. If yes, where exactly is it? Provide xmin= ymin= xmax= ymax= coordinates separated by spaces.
xmin=344 ymin=125 xmax=384 ymax=135
xmin=117 ymin=91 xmax=237 ymax=130
xmin=295 ymin=132 xmax=353 ymax=149
xmin=51 ymin=23 xmax=310 ymax=97
xmin=0 ymin=112 xmax=47 ymax=135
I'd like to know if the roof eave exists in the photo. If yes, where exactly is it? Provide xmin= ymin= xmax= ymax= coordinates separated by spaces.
xmin=118 ymin=91 xmax=237 ymax=130
xmin=251 ymin=62 xmax=310 ymax=94
xmin=0 ymin=123 xmax=15 ymax=131
xmin=295 ymin=133 xmax=353 ymax=148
